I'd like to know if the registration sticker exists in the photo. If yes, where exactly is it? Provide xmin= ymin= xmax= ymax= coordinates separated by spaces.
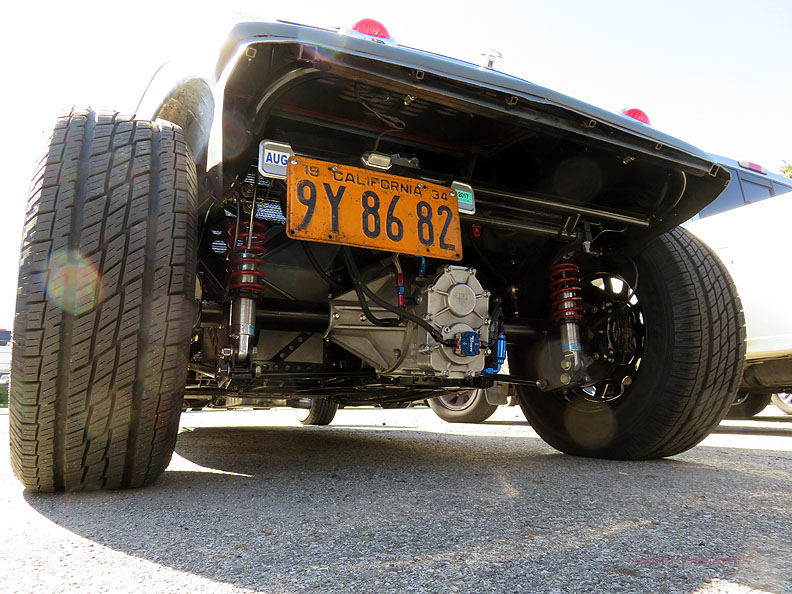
xmin=451 ymin=181 xmax=476 ymax=214
xmin=258 ymin=140 xmax=294 ymax=179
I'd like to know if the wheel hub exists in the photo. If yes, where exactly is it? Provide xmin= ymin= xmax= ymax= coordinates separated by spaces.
xmin=559 ymin=270 xmax=645 ymax=406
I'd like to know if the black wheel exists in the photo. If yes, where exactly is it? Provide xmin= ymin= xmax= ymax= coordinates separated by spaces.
xmin=726 ymin=392 xmax=771 ymax=419
xmin=10 ymin=109 xmax=197 ymax=492
xmin=298 ymin=398 xmax=338 ymax=425
xmin=771 ymin=393 xmax=792 ymax=415
xmin=428 ymin=389 xmax=498 ymax=423
xmin=516 ymin=227 xmax=745 ymax=459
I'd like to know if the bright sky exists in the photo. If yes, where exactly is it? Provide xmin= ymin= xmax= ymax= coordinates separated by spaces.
xmin=0 ymin=0 xmax=789 ymax=328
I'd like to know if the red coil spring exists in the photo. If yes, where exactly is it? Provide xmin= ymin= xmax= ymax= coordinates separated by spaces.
xmin=225 ymin=220 xmax=269 ymax=297
xmin=549 ymin=262 xmax=583 ymax=321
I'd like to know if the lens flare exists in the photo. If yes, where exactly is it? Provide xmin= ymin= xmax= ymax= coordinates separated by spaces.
xmin=563 ymin=398 xmax=616 ymax=449
xmin=223 ymin=112 xmax=250 ymax=160
xmin=46 ymin=251 xmax=103 ymax=315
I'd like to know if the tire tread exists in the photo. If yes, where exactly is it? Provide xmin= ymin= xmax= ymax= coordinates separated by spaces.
xmin=10 ymin=109 xmax=196 ymax=492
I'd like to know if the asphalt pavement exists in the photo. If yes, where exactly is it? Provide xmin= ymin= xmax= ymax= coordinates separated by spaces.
xmin=1 ymin=405 xmax=790 ymax=594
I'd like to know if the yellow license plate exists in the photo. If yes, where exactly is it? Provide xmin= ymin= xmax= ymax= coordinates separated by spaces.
xmin=286 ymin=156 xmax=462 ymax=260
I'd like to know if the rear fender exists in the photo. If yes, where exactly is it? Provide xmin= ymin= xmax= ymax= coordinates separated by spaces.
xmin=135 ymin=62 xmax=215 ymax=167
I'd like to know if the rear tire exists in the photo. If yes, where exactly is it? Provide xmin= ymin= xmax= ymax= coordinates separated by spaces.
xmin=10 ymin=109 xmax=197 ymax=492
xmin=428 ymin=389 xmax=498 ymax=423
xmin=298 ymin=398 xmax=338 ymax=425
xmin=517 ymin=227 xmax=745 ymax=459
xmin=725 ymin=392 xmax=771 ymax=419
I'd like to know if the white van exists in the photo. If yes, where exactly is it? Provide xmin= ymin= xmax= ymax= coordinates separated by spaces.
xmin=685 ymin=157 xmax=792 ymax=417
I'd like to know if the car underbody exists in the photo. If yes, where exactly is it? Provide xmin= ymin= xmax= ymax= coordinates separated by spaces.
xmin=179 ymin=34 xmax=728 ymax=410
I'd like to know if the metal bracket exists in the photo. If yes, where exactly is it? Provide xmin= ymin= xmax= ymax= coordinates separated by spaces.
xmin=561 ymin=214 xmax=581 ymax=238
xmin=270 ymin=332 xmax=313 ymax=362
xmin=257 ymin=361 xmax=324 ymax=375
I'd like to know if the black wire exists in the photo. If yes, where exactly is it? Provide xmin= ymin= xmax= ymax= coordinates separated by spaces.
xmin=342 ymin=247 xmax=448 ymax=342
xmin=355 ymin=84 xmax=406 ymax=132
xmin=223 ymin=196 xmax=243 ymax=303
xmin=233 ymin=193 xmax=242 ymax=254
xmin=302 ymin=243 xmax=346 ymax=293
xmin=342 ymin=248 xmax=402 ymax=327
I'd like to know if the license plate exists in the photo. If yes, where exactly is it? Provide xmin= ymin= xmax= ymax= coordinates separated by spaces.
xmin=286 ymin=156 xmax=462 ymax=260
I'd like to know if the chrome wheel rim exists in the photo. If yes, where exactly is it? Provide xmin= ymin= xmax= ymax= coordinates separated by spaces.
xmin=435 ymin=390 xmax=479 ymax=411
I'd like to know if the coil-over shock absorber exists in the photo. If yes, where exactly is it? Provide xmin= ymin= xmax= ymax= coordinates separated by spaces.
xmin=549 ymin=261 xmax=584 ymax=383
xmin=226 ymin=195 xmax=269 ymax=366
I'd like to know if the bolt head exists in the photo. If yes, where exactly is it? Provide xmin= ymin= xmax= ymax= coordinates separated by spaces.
xmin=332 ymin=312 xmax=340 ymax=319
xmin=560 ymin=373 xmax=571 ymax=385
xmin=467 ymin=268 xmax=476 ymax=275
xmin=560 ymin=359 xmax=572 ymax=371
xmin=360 ymin=314 xmax=367 ymax=322
xmin=442 ymin=369 xmax=450 ymax=376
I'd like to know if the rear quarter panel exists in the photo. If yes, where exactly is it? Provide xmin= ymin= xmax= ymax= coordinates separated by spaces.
xmin=686 ymin=191 xmax=792 ymax=360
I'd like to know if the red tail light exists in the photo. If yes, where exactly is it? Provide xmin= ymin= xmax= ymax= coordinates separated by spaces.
xmin=739 ymin=161 xmax=768 ymax=174
xmin=620 ymin=108 xmax=651 ymax=125
xmin=351 ymin=18 xmax=391 ymax=39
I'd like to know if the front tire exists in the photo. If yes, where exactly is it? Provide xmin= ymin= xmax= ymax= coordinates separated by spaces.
xmin=428 ymin=389 xmax=498 ymax=423
xmin=298 ymin=398 xmax=338 ymax=425
xmin=517 ymin=227 xmax=745 ymax=459
xmin=770 ymin=393 xmax=792 ymax=415
xmin=10 ymin=109 xmax=197 ymax=491
xmin=725 ymin=392 xmax=771 ymax=419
